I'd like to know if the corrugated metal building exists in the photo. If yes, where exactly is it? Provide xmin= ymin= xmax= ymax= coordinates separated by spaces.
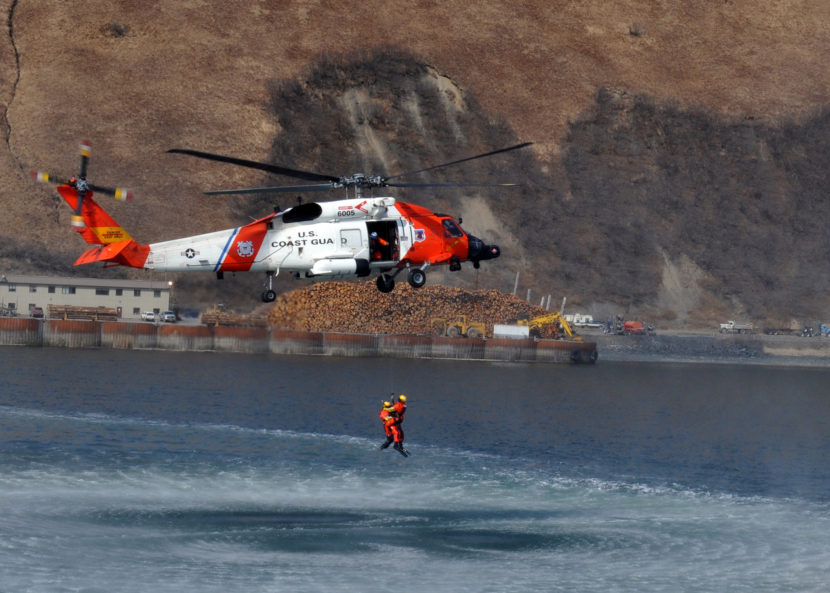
xmin=0 ymin=274 xmax=172 ymax=319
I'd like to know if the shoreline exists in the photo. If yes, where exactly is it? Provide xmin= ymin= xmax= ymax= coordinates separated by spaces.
xmin=4 ymin=317 xmax=830 ymax=367
xmin=0 ymin=318 xmax=597 ymax=364
xmin=590 ymin=330 xmax=830 ymax=367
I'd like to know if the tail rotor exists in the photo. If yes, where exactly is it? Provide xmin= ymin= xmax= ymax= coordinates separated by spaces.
xmin=32 ymin=140 xmax=133 ymax=232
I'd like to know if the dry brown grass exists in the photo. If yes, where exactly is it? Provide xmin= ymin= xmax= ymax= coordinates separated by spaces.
xmin=2 ymin=1 xmax=829 ymax=323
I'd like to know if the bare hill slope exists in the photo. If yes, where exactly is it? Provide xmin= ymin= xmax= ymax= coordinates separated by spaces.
xmin=2 ymin=1 xmax=830 ymax=326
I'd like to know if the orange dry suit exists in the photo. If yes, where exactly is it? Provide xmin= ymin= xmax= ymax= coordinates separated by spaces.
xmin=379 ymin=406 xmax=395 ymax=438
xmin=379 ymin=405 xmax=400 ymax=449
xmin=392 ymin=401 xmax=406 ymax=442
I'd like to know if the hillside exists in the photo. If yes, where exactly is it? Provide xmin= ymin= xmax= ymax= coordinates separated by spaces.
xmin=2 ymin=1 xmax=830 ymax=327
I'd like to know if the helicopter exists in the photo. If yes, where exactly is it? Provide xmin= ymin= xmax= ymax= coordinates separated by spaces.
xmin=33 ymin=141 xmax=531 ymax=302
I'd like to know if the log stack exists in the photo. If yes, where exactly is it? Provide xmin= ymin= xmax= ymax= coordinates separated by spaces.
xmin=201 ymin=311 xmax=268 ymax=327
xmin=48 ymin=305 xmax=119 ymax=321
xmin=265 ymin=281 xmax=559 ymax=338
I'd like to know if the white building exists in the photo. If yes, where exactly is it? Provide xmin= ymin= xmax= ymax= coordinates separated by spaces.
xmin=0 ymin=274 xmax=172 ymax=319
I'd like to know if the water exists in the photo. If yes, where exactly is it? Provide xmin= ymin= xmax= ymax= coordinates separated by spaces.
xmin=2 ymin=347 xmax=830 ymax=592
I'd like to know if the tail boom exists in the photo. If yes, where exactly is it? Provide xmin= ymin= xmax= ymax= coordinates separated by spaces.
xmin=75 ymin=240 xmax=150 ymax=268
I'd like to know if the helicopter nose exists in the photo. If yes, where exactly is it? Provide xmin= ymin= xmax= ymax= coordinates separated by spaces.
xmin=467 ymin=235 xmax=500 ymax=264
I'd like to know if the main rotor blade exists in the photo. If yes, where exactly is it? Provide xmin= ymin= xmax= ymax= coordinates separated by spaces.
xmin=204 ymin=184 xmax=336 ymax=195
xmin=167 ymin=148 xmax=339 ymax=183
xmin=384 ymin=142 xmax=533 ymax=182
xmin=386 ymin=182 xmax=521 ymax=188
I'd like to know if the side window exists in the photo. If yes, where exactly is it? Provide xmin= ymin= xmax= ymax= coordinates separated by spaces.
xmin=442 ymin=219 xmax=463 ymax=238
xmin=340 ymin=228 xmax=362 ymax=251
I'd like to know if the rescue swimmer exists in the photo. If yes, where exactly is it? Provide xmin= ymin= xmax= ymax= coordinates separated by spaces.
xmin=378 ymin=394 xmax=409 ymax=457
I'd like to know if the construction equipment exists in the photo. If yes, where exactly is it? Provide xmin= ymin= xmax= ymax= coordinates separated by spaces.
xmin=432 ymin=315 xmax=486 ymax=338
xmin=517 ymin=312 xmax=580 ymax=340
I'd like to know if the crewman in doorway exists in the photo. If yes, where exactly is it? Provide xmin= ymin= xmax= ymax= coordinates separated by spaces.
xmin=370 ymin=232 xmax=388 ymax=260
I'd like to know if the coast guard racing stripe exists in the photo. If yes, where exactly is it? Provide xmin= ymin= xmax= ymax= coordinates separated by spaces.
xmin=214 ymin=218 xmax=269 ymax=272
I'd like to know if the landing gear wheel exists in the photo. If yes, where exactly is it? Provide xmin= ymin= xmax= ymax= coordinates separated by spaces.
xmin=376 ymin=274 xmax=395 ymax=293
xmin=261 ymin=290 xmax=276 ymax=303
xmin=407 ymin=268 xmax=426 ymax=289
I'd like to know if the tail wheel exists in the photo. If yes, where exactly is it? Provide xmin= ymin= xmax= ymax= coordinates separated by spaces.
xmin=261 ymin=290 xmax=276 ymax=302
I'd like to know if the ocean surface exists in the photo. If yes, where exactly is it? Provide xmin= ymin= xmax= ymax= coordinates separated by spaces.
xmin=1 ymin=346 xmax=829 ymax=592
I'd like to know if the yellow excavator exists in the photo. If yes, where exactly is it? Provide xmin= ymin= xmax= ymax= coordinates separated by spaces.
xmin=516 ymin=312 xmax=580 ymax=340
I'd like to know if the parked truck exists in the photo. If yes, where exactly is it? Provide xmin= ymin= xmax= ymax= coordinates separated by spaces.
xmin=563 ymin=313 xmax=604 ymax=329
xmin=622 ymin=320 xmax=647 ymax=335
xmin=604 ymin=316 xmax=655 ymax=336
xmin=719 ymin=320 xmax=754 ymax=334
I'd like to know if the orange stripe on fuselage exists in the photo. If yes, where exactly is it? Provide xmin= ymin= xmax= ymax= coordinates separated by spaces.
xmin=215 ymin=215 xmax=272 ymax=272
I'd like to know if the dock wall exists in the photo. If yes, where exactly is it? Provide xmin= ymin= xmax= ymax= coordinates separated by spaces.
xmin=0 ymin=318 xmax=596 ymax=364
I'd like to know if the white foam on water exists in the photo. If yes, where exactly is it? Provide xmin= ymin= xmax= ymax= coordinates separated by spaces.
xmin=2 ymin=405 xmax=830 ymax=592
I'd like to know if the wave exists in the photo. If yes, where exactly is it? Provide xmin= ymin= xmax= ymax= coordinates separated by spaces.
xmin=3 ymin=405 xmax=830 ymax=593
xmin=2 ymin=403 xmax=825 ymax=517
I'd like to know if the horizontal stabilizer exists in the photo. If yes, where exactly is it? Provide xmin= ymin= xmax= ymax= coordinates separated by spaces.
xmin=75 ymin=239 xmax=150 ymax=269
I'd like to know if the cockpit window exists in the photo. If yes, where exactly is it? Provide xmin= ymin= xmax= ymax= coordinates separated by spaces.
xmin=442 ymin=218 xmax=464 ymax=238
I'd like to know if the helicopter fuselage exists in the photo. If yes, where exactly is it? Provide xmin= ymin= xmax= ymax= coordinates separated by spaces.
xmin=42 ymin=141 xmax=523 ymax=301
xmin=70 ymin=193 xmax=500 ymax=297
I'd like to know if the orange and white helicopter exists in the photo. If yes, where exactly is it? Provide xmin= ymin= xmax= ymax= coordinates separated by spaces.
xmin=34 ymin=141 xmax=530 ymax=302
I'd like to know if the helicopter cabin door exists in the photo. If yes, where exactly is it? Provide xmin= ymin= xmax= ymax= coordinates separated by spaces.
xmin=366 ymin=221 xmax=399 ymax=261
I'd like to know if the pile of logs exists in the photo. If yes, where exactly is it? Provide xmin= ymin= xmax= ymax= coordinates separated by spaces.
xmin=201 ymin=311 xmax=268 ymax=327
xmin=48 ymin=305 xmax=119 ymax=321
xmin=265 ymin=281 xmax=554 ymax=337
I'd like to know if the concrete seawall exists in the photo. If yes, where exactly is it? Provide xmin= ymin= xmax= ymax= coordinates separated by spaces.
xmin=0 ymin=318 xmax=597 ymax=364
